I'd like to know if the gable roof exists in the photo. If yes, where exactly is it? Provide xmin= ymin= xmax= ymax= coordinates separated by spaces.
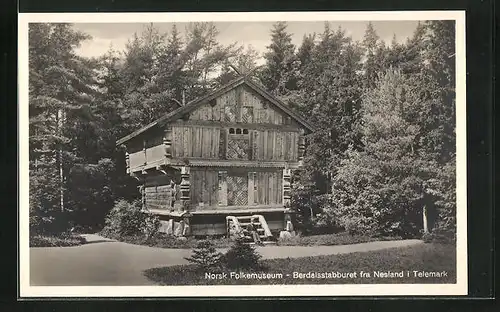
xmin=116 ymin=76 xmax=315 ymax=146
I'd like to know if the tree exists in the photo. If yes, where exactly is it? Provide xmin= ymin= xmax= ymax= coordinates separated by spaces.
xmin=361 ymin=22 xmax=387 ymax=89
xmin=416 ymin=20 xmax=456 ymax=236
xmin=259 ymin=21 xmax=298 ymax=98
xmin=29 ymin=23 xmax=97 ymax=233
xmin=223 ymin=238 xmax=262 ymax=271
xmin=120 ymin=22 xmax=240 ymax=130
xmin=216 ymin=45 xmax=260 ymax=85
xmin=296 ymin=34 xmax=316 ymax=71
xmin=185 ymin=240 xmax=224 ymax=271
xmin=289 ymin=24 xmax=364 ymax=230
xmin=329 ymin=70 xmax=425 ymax=237
xmin=119 ymin=25 xmax=172 ymax=130
xmin=322 ymin=21 xmax=457 ymax=238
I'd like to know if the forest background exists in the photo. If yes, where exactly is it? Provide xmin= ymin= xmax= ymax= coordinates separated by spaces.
xmin=28 ymin=20 xmax=456 ymax=239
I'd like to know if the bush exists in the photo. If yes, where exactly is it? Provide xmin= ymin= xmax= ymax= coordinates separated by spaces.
xmin=422 ymin=231 xmax=455 ymax=244
xmin=184 ymin=240 xmax=223 ymax=271
xmin=101 ymin=199 xmax=150 ymax=238
xmin=223 ymin=238 xmax=262 ymax=271
xmin=143 ymin=214 xmax=161 ymax=240
xmin=276 ymin=232 xmax=393 ymax=246
xmin=30 ymin=233 xmax=86 ymax=247
xmin=29 ymin=167 xmax=72 ymax=235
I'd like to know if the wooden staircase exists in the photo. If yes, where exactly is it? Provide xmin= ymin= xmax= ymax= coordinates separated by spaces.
xmin=226 ymin=214 xmax=275 ymax=245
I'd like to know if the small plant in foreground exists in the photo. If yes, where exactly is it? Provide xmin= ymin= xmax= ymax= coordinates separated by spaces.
xmin=223 ymin=238 xmax=262 ymax=271
xmin=184 ymin=240 xmax=223 ymax=271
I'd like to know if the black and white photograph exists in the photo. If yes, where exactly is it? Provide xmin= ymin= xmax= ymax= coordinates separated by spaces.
xmin=19 ymin=11 xmax=467 ymax=297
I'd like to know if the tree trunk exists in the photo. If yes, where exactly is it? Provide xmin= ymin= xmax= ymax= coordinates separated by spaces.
xmin=422 ymin=205 xmax=429 ymax=234
xmin=57 ymin=109 xmax=64 ymax=212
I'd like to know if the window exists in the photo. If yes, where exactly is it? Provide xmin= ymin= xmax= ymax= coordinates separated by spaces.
xmin=224 ymin=127 xmax=251 ymax=160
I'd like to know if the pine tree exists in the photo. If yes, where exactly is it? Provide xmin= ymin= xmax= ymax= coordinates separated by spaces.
xmin=328 ymin=20 xmax=457 ymax=237
xmin=217 ymin=45 xmax=260 ymax=85
xmin=156 ymin=24 xmax=185 ymax=104
xmin=289 ymin=24 xmax=363 ymax=230
xmin=296 ymin=34 xmax=315 ymax=71
xmin=361 ymin=22 xmax=388 ymax=89
xmin=330 ymin=70 xmax=424 ymax=237
xmin=185 ymin=240 xmax=223 ymax=270
xmin=29 ymin=23 xmax=98 ymax=233
xmin=223 ymin=238 xmax=262 ymax=271
xmin=259 ymin=21 xmax=298 ymax=98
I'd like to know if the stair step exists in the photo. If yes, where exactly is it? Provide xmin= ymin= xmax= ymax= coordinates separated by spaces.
xmin=239 ymin=222 xmax=261 ymax=227
xmin=248 ymin=241 xmax=276 ymax=245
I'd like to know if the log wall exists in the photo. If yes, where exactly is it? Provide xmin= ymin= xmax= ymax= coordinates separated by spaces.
xmin=170 ymin=125 xmax=299 ymax=162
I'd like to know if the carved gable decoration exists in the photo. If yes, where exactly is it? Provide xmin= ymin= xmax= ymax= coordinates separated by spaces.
xmin=116 ymin=77 xmax=314 ymax=146
xmin=188 ymin=85 xmax=292 ymax=126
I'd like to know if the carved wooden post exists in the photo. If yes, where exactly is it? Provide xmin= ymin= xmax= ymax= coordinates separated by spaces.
xmin=143 ymin=139 xmax=147 ymax=166
xmin=298 ymin=135 xmax=305 ymax=167
xmin=137 ymin=184 xmax=146 ymax=210
xmin=125 ymin=151 xmax=130 ymax=174
xmin=179 ymin=166 xmax=191 ymax=211
xmin=175 ymin=220 xmax=185 ymax=237
xmin=182 ymin=217 xmax=191 ymax=236
xmin=284 ymin=212 xmax=292 ymax=230
xmin=283 ymin=168 xmax=291 ymax=207
xmin=164 ymin=128 xmax=173 ymax=159
xmin=166 ymin=219 xmax=174 ymax=235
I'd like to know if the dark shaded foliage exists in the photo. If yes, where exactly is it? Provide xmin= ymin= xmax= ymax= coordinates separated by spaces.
xmin=223 ymin=238 xmax=263 ymax=271
xmin=184 ymin=240 xmax=224 ymax=270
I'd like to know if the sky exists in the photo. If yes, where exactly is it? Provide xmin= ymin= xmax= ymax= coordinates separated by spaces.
xmin=73 ymin=21 xmax=422 ymax=64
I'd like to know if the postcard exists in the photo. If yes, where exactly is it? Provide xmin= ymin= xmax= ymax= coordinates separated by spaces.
xmin=19 ymin=10 xmax=467 ymax=297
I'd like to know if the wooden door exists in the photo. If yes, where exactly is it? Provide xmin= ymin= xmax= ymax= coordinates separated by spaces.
xmin=227 ymin=174 xmax=248 ymax=206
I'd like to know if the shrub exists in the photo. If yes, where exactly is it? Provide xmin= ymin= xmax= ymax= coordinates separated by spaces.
xmin=143 ymin=214 xmax=161 ymax=240
xmin=101 ymin=199 xmax=147 ymax=238
xmin=223 ymin=238 xmax=262 ymax=271
xmin=184 ymin=240 xmax=223 ymax=271
xmin=29 ymin=167 xmax=71 ymax=235
xmin=422 ymin=231 xmax=455 ymax=244
xmin=30 ymin=233 xmax=86 ymax=247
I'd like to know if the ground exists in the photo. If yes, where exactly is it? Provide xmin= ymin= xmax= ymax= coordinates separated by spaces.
xmin=146 ymin=242 xmax=456 ymax=285
xmin=30 ymin=234 xmax=423 ymax=286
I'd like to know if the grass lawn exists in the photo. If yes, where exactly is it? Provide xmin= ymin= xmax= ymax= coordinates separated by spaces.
xmin=30 ymin=234 xmax=86 ymax=247
xmin=144 ymin=243 xmax=456 ymax=285
xmin=102 ymin=232 xmax=394 ymax=249
xmin=275 ymin=232 xmax=400 ymax=246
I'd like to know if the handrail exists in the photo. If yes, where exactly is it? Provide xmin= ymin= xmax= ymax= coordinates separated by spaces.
xmin=226 ymin=215 xmax=243 ymax=238
xmin=252 ymin=214 xmax=272 ymax=238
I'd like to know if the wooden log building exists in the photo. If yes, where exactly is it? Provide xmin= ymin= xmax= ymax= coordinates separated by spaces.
xmin=116 ymin=75 xmax=315 ymax=237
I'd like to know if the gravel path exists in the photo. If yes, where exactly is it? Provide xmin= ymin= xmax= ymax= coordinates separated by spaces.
xmin=29 ymin=234 xmax=423 ymax=286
